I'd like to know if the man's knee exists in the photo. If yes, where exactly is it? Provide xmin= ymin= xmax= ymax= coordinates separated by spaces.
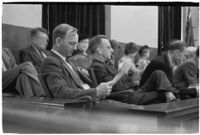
xmin=151 ymin=70 xmax=166 ymax=78
xmin=24 ymin=62 xmax=34 ymax=68
xmin=152 ymin=70 xmax=165 ymax=75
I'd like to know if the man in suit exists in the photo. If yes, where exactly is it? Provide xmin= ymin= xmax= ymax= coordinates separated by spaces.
xmin=89 ymin=35 xmax=136 ymax=92
xmin=40 ymin=24 xmax=112 ymax=100
xmin=19 ymin=27 xmax=50 ymax=72
xmin=133 ymin=40 xmax=187 ymax=105
xmin=173 ymin=47 xmax=199 ymax=99
xmin=2 ymin=48 xmax=45 ymax=97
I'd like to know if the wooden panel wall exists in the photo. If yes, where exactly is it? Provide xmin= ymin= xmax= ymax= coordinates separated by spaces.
xmin=111 ymin=41 xmax=158 ymax=67
xmin=2 ymin=23 xmax=157 ymax=66
xmin=2 ymin=24 xmax=31 ymax=64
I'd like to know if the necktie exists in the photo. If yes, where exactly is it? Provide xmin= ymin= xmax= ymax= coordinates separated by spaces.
xmin=106 ymin=59 xmax=114 ymax=66
xmin=39 ymin=50 xmax=47 ymax=59
xmin=64 ymin=60 xmax=90 ymax=89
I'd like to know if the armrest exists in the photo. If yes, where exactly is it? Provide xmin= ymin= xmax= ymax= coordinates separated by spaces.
xmin=3 ymin=92 xmax=18 ymax=97
xmin=3 ymin=95 xmax=93 ymax=110
xmin=64 ymin=96 xmax=93 ymax=109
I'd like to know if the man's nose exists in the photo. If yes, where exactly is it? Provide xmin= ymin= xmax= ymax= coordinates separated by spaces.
xmin=72 ymin=44 xmax=77 ymax=50
xmin=111 ymin=48 xmax=114 ymax=53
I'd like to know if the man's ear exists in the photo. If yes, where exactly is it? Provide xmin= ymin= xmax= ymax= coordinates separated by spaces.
xmin=55 ymin=37 xmax=61 ymax=47
xmin=97 ymin=47 xmax=102 ymax=54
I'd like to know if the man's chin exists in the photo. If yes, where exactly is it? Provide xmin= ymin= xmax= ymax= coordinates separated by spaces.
xmin=66 ymin=53 xmax=73 ymax=58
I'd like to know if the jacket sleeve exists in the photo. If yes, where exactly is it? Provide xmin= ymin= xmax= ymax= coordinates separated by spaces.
xmin=93 ymin=64 xmax=113 ymax=83
xmin=19 ymin=49 xmax=40 ymax=72
xmin=40 ymin=57 xmax=96 ymax=99
xmin=182 ymin=62 xmax=198 ymax=86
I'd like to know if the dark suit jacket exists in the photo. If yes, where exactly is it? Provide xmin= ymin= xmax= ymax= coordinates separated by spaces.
xmin=19 ymin=45 xmax=50 ymax=72
xmin=40 ymin=51 xmax=97 ymax=99
xmin=90 ymin=58 xmax=135 ymax=92
xmin=140 ymin=53 xmax=173 ymax=87
xmin=173 ymin=60 xmax=198 ymax=88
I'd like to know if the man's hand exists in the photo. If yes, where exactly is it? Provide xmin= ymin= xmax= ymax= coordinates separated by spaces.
xmin=96 ymin=82 xmax=112 ymax=98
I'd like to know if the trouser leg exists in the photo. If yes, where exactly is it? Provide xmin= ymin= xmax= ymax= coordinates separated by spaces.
xmin=131 ymin=90 xmax=161 ymax=105
xmin=132 ymin=70 xmax=177 ymax=105
xmin=3 ymin=63 xmax=45 ymax=97
xmin=3 ymin=66 xmax=21 ymax=88
xmin=2 ymin=66 xmax=21 ymax=94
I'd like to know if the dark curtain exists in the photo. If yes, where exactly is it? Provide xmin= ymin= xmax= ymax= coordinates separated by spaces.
xmin=158 ymin=6 xmax=181 ymax=55
xmin=185 ymin=7 xmax=195 ymax=47
xmin=42 ymin=3 xmax=105 ymax=50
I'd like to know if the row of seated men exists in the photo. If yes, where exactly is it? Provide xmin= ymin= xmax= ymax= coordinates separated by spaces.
xmin=2 ymin=23 xmax=199 ymax=105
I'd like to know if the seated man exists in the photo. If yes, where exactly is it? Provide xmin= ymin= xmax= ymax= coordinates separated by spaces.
xmin=173 ymin=47 xmax=199 ymax=99
xmin=134 ymin=40 xmax=187 ymax=105
xmin=40 ymin=24 xmax=112 ymax=100
xmin=2 ymin=48 xmax=45 ymax=97
xmin=89 ymin=35 xmax=136 ymax=92
xmin=19 ymin=27 xmax=50 ymax=72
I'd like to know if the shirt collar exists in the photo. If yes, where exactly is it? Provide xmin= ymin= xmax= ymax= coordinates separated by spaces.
xmin=51 ymin=49 xmax=66 ymax=61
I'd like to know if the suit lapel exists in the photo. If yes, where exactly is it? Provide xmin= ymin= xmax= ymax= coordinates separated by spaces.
xmin=30 ymin=46 xmax=44 ymax=62
xmin=50 ymin=51 xmax=84 ymax=89
xmin=94 ymin=59 xmax=117 ymax=75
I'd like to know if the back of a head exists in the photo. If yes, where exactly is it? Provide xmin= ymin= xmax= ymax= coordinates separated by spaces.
xmin=31 ymin=27 xmax=48 ymax=38
xmin=167 ymin=39 xmax=186 ymax=52
xmin=79 ymin=34 xmax=90 ymax=42
xmin=184 ymin=47 xmax=197 ymax=60
xmin=52 ymin=23 xmax=77 ymax=45
xmin=88 ymin=35 xmax=109 ymax=54
xmin=139 ymin=45 xmax=149 ymax=56
xmin=124 ymin=42 xmax=138 ymax=55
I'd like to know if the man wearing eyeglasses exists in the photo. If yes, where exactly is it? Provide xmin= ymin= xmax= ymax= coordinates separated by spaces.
xmin=19 ymin=27 xmax=50 ymax=72
xmin=40 ymin=24 xmax=112 ymax=100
